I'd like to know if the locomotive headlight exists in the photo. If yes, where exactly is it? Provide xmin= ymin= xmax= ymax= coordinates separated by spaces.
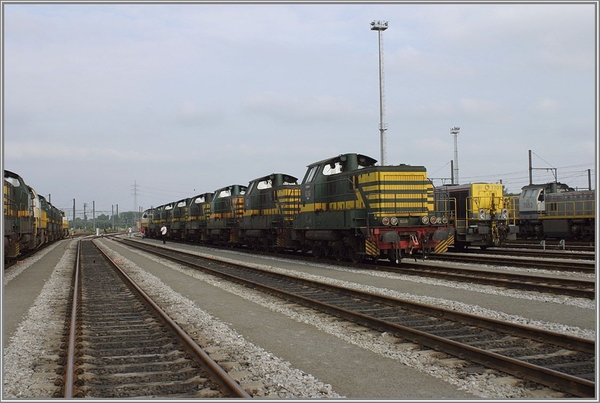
xmin=441 ymin=216 xmax=448 ymax=224
xmin=429 ymin=216 xmax=437 ymax=224
xmin=501 ymin=208 xmax=508 ymax=219
xmin=421 ymin=216 xmax=429 ymax=224
xmin=390 ymin=216 xmax=399 ymax=226
xmin=479 ymin=209 xmax=486 ymax=220
xmin=382 ymin=217 xmax=390 ymax=226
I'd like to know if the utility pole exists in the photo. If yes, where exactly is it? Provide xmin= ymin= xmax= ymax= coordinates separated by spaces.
xmin=371 ymin=20 xmax=389 ymax=166
xmin=132 ymin=180 xmax=139 ymax=213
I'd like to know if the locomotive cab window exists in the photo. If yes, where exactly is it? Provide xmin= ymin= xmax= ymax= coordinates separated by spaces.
xmin=323 ymin=162 xmax=343 ymax=176
xmin=303 ymin=166 xmax=319 ymax=183
xmin=257 ymin=180 xmax=273 ymax=190
xmin=5 ymin=177 xmax=20 ymax=187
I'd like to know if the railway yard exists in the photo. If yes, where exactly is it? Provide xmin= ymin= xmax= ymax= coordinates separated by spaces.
xmin=2 ymin=235 xmax=596 ymax=400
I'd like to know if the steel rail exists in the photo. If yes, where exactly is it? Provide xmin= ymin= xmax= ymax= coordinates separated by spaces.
xmin=62 ymin=240 xmax=81 ymax=398
xmin=94 ymin=242 xmax=251 ymax=398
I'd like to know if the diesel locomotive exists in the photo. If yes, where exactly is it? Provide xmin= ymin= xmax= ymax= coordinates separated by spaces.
xmin=141 ymin=153 xmax=453 ymax=263
xmin=4 ymin=170 xmax=68 ymax=262
xmin=435 ymin=183 xmax=518 ymax=249
xmin=513 ymin=182 xmax=595 ymax=240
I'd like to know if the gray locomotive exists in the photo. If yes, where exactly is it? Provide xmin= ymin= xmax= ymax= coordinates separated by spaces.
xmin=513 ymin=182 xmax=595 ymax=240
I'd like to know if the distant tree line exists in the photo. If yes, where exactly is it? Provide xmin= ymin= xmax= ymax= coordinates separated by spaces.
xmin=69 ymin=211 xmax=140 ymax=232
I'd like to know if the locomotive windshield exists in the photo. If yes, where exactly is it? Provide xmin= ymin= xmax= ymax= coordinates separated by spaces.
xmin=4 ymin=177 xmax=20 ymax=187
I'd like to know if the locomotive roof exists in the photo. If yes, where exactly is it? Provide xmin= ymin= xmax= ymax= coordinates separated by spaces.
xmin=306 ymin=153 xmax=377 ymax=168
xmin=248 ymin=173 xmax=298 ymax=184
xmin=213 ymin=184 xmax=248 ymax=192
xmin=521 ymin=182 xmax=574 ymax=192
xmin=4 ymin=170 xmax=19 ymax=179
xmin=435 ymin=183 xmax=503 ymax=191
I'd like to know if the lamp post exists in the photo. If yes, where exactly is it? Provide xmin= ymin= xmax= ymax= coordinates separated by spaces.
xmin=451 ymin=126 xmax=460 ymax=184
xmin=371 ymin=20 xmax=388 ymax=166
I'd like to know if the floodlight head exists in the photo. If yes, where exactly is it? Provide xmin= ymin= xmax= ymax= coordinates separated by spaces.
xmin=370 ymin=20 xmax=389 ymax=31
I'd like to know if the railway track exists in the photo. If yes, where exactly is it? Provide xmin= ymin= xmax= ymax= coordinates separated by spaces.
xmin=55 ymin=239 xmax=250 ymax=399
xmin=161 ymin=237 xmax=594 ymax=299
xmin=450 ymin=247 xmax=596 ymax=261
xmin=122 ymin=235 xmax=595 ymax=298
xmin=429 ymin=253 xmax=595 ymax=273
xmin=377 ymin=262 xmax=595 ymax=299
xmin=116 ymin=238 xmax=595 ymax=397
xmin=504 ymin=240 xmax=595 ymax=253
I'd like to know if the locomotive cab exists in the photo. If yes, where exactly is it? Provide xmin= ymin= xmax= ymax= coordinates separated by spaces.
xmin=187 ymin=193 xmax=214 ymax=242
xmin=518 ymin=185 xmax=546 ymax=216
xmin=240 ymin=173 xmax=300 ymax=250
xmin=207 ymin=184 xmax=247 ymax=244
xmin=4 ymin=171 xmax=35 ymax=259
xmin=170 ymin=198 xmax=191 ymax=240
xmin=141 ymin=208 xmax=154 ymax=237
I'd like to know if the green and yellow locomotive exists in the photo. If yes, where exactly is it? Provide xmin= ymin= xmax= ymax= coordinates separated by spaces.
xmin=4 ymin=170 xmax=66 ymax=262
xmin=292 ymin=153 xmax=452 ymax=263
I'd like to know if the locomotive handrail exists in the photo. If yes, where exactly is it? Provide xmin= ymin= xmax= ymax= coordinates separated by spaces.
xmin=542 ymin=199 xmax=595 ymax=218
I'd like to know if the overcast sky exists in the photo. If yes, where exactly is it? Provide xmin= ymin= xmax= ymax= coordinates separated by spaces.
xmin=3 ymin=1 xmax=597 ymax=218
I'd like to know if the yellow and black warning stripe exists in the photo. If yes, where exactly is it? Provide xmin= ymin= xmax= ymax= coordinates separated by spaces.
xmin=434 ymin=235 xmax=454 ymax=254
xmin=365 ymin=239 xmax=379 ymax=257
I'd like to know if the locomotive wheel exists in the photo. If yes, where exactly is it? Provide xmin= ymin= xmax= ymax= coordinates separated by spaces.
xmin=312 ymin=244 xmax=325 ymax=259
xmin=348 ymin=247 xmax=364 ymax=264
xmin=333 ymin=246 xmax=346 ymax=261
xmin=387 ymin=249 xmax=402 ymax=264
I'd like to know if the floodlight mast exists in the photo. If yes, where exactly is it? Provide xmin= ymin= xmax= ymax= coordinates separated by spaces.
xmin=371 ymin=20 xmax=388 ymax=166
xmin=450 ymin=127 xmax=460 ymax=184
